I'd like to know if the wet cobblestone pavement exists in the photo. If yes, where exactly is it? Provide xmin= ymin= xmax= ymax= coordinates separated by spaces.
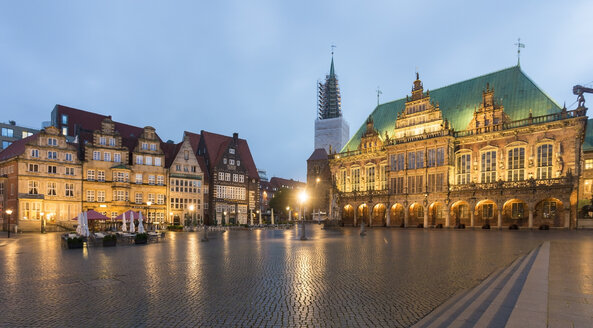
xmin=0 ymin=226 xmax=588 ymax=327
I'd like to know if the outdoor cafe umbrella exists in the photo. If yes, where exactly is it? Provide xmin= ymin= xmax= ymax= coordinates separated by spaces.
xmin=129 ymin=211 xmax=136 ymax=233
xmin=82 ymin=211 xmax=90 ymax=237
xmin=271 ymin=208 xmax=275 ymax=225
xmin=122 ymin=212 xmax=127 ymax=232
xmin=137 ymin=212 xmax=145 ymax=234
xmin=76 ymin=213 xmax=83 ymax=235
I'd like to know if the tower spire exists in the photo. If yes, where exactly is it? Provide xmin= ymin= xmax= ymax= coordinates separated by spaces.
xmin=330 ymin=44 xmax=336 ymax=77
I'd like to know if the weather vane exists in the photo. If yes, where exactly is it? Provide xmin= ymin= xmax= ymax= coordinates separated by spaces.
xmin=515 ymin=38 xmax=525 ymax=66
xmin=376 ymin=86 xmax=382 ymax=106
xmin=331 ymin=44 xmax=336 ymax=56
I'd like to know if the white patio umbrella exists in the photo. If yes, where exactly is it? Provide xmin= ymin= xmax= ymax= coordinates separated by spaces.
xmin=129 ymin=211 xmax=136 ymax=233
xmin=122 ymin=212 xmax=127 ymax=232
xmin=271 ymin=208 xmax=275 ymax=225
xmin=83 ymin=211 xmax=90 ymax=237
xmin=76 ymin=213 xmax=83 ymax=235
xmin=138 ymin=211 xmax=145 ymax=234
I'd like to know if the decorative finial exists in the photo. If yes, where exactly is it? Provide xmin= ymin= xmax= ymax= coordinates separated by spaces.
xmin=515 ymin=38 xmax=525 ymax=66
xmin=376 ymin=86 xmax=382 ymax=106
xmin=416 ymin=71 xmax=419 ymax=80
xmin=331 ymin=44 xmax=336 ymax=56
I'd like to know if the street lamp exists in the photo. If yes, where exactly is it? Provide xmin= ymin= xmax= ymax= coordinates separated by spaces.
xmin=298 ymin=190 xmax=308 ymax=240
xmin=147 ymin=201 xmax=153 ymax=230
xmin=5 ymin=209 xmax=13 ymax=238
xmin=315 ymin=177 xmax=321 ymax=223
xmin=223 ymin=210 xmax=227 ymax=226
xmin=169 ymin=212 xmax=173 ymax=226
xmin=189 ymin=204 xmax=195 ymax=227
xmin=286 ymin=206 xmax=291 ymax=223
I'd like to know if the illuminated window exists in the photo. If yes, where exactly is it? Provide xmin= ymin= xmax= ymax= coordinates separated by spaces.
xmin=366 ymin=166 xmax=375 ymax=191
xmin=482 ymin=204 xmax=494 ymax=218
xmin=47 ymin=182 xmax=56 ymax=196
xmin=511 ymin=203 xmax=524 ymax=219
xmin=456 ymin=153 xmax=471 ymax=184
xmin=585 ymin=179 xmax=592 ymax=194
xmin=507 ymin=147 xmax=525 ymax=181
xmin=537 ymin=144 xmax=553 ymax=179
xmin=351 ymin=168 xmax=360 ymax=191
xmin=28 ymin=181 xmax=39 ymax=195
xmin=586 ymin=159 xmax=593 ymax=170
xmin=481 ymin=150 xmax=497 ymax=183
xmin=65 ymin=183 xmax=74 ymax=197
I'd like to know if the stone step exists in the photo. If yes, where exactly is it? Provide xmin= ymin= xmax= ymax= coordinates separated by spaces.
xmin=414 ymin=244 xmax=541 ymax=328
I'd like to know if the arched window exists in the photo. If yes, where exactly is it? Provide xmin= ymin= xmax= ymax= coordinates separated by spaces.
xmin=507 ymin=147 xmax=525 ymax=181
xmin=537 ymin=144 xmax=553 ymax=179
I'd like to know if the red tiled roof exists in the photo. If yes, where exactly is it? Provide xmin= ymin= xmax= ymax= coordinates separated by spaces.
xmin=307 ymin=148 xmax=328 ymax=161
xmin=160 ymin=141 xmax=181 ymax=168
xmin=184 ymin=131 xmax=201 ymax=154
xmin=0 ymin=133 xmax=39 ymax=161
xmin=201 ymin=130 xmax=258 ymax=179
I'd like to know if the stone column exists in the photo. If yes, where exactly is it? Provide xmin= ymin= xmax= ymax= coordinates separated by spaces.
xmin=386 ymin=205 xmax=391 ymax=227
xmin=528 ymin=208 xmax=534 ymax=228
xmin=470 ymin=208 xmax=475 ymax=227
xmin=497 ymin=205 xmax=503 ymax=229
xmin=353 ymin=206 xmax=357 ymax=226
xmin=564 ymin=205 xmax=570 ymax=228
xmin=445 ymin=206 xmax=450 ymax=228
xmin=423 ymin=206 xmax=429 ymax=228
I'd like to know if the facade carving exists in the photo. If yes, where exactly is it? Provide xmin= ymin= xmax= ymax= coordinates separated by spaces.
xmin=329 ymin=73 xmax=587 ymax=229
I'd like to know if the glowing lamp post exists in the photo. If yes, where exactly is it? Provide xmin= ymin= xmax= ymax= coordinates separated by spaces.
xmin=189 ymin=204 xmax=195 ymax=227
xmin=298 ymin=190 xmax=308 ymax=240
xmin=5 ymin=209 xmax=13 ymax=238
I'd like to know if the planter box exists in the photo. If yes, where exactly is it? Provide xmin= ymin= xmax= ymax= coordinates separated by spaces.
xmin=67 ymin=239 xmax=84 ymax=249
xmin=134 ymin=238 xmax=147 ymax=245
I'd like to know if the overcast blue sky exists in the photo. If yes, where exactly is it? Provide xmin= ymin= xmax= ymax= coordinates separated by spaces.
xmin=1 ymin=0 xmax=592 ymax=181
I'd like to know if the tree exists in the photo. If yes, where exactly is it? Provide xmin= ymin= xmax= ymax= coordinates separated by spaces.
xmin=269 ymin=188 xmax=298 ymax=218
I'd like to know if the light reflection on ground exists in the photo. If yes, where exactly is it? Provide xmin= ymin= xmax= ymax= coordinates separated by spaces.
xmin=0 ymin=226 xmax=591 ymax=327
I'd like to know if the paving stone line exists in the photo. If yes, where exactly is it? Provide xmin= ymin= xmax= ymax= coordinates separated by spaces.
xmin=415 ymin=244 xmax=540 ymax=328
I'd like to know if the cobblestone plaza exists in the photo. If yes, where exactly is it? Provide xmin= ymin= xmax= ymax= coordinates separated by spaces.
xmin=1 ymin=227 xmax=591 ymax=327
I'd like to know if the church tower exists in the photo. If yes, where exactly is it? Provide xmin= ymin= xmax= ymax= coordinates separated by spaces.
xmin=314 ymin=54 xmax=349 ymax=154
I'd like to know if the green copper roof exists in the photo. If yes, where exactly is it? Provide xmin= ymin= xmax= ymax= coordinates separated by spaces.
xmin=329 ymin=56 xmax=335 ymax=77
xmin=341 ymin=66 xmax=562 ymax=152
xmin=583 ymin=119 xmax=593 ymax=151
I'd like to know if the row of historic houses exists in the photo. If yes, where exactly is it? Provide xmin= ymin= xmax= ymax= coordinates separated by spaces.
xmin=323 ymin=66 xmax=592 ymax=229
xmin=0 ymin=105 xmax=260 ymax=231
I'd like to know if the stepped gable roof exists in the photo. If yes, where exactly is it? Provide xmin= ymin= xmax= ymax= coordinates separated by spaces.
xmin=184 ymin=131 xmax=201 ymax=153
xmin=0 ymin=133 xmax=39 ymax=161
xmin=201 ymin=130 xmax=258 ymax=180
xmin=341 ymin=66 xmax=562 ymax=152
xmin=583 ymin=119 xmax=593 ymax=152
xmin=307 ymin=148 xmax=328 ymax=161
xmin=161 ymin=141 xmax=182 ymax=168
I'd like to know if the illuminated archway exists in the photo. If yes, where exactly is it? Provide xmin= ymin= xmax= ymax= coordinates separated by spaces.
xmin=342 ymin=205 xmax=354 ymax=226
xmin=502 ymin=198 xmax=528 ymax=227
xmin=389 ymin=204 xmax=404 ymax=227
xmin=357 ymin=204 xmax=370 ymax=226
xmin=475 ymin=199 xmax=498 ymax=227
xmin=450 ymin=200 xmax=471 ymax=226
xmin=408 ymin=203 xmax=424 ymax=226
xmin=371 ymin=203 xmax=386 ymax=227
xmin=429 ymin=202 xmax=445 ymax=226
xmin=535 ymin=198 xmax=564 ymax=227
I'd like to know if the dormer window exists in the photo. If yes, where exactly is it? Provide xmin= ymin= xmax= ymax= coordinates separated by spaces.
xmin=229 ymin=148 xmax=235 ymax=154
xmin=100 ymin=137 xmax=106 ymax=145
